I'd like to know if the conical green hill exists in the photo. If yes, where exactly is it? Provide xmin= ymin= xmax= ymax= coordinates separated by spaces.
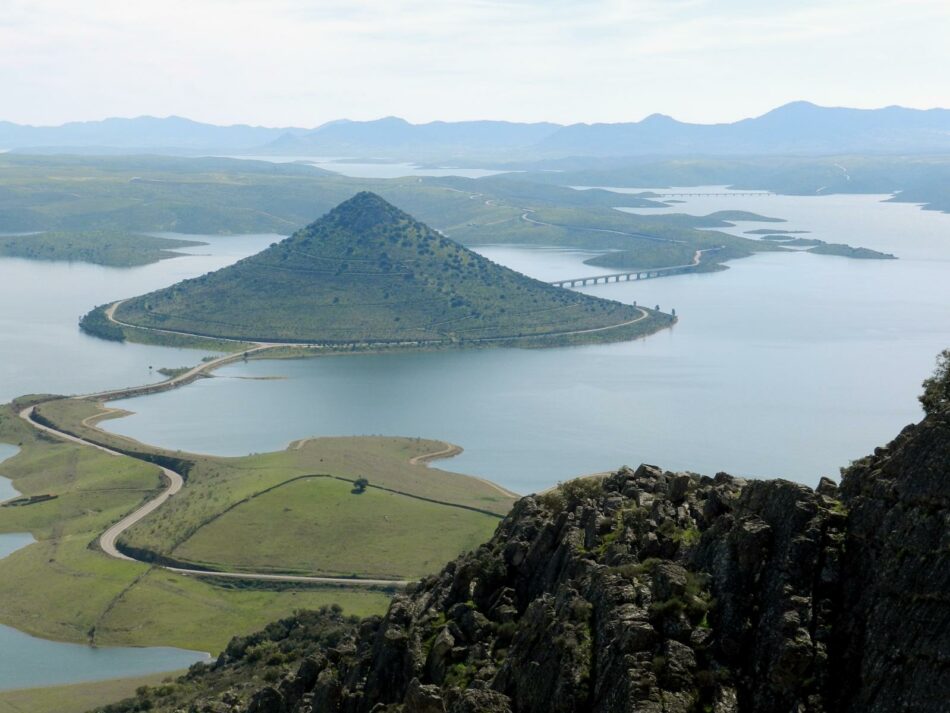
xmin=113 ymin=192 xmax=651 ymax=344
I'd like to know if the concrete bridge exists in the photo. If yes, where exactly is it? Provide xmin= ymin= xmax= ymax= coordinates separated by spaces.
xmin=549 ymin=264 xmax=698 ymax=288
xmin=549 ymin=245 xmax=727 ymax=288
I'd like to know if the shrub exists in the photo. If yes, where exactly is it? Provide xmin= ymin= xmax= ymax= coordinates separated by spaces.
xmin=920 ymin=349 xmax=950 ymax=415
xmin=539 ymin=477 xmax=604 ymax=514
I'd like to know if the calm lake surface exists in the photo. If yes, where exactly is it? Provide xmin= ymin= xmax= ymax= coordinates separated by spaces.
xmin=0 ymin=233 xmax=277 ymax=403
xmin=96 ymin=190 xmax=950 ymax=492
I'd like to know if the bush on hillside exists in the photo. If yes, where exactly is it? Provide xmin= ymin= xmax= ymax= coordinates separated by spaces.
xmin=920 ymin=348 xmax=950 ymax=415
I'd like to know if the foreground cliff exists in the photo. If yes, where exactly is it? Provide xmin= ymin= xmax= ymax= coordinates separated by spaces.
xmin=103 ymin=409 xmax=949 ymax=713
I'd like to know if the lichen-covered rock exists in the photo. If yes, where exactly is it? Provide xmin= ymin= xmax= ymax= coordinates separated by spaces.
xmin=109 ymin=410 xmax=950 ymax=713
xmin=831 ymin=411 xmax=950 ymax=713
xmin=244 ymin=410 xmax=948 ymax=712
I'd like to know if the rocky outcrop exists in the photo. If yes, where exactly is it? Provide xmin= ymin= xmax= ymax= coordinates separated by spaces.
xmin=107 ymin=411 xmax=949 ymax=713
xmin=831 ymin=412 xmax=950 ymax=712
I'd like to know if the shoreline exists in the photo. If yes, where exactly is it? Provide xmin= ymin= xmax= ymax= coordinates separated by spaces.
xmin=97 ymin=297 xmax=674 ymax=354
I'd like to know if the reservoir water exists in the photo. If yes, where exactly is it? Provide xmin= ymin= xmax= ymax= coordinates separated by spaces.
xmin=93 ymin=190 xmax=950 ymax=492
xmin=0 ymin=233 xmax=277 ymax=403
xmin=0 ymin=184 xmax=947 ymax=688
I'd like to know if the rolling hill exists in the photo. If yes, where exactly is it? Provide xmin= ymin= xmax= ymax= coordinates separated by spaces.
xmin=108 ymin=192 xmax=660 ymax=345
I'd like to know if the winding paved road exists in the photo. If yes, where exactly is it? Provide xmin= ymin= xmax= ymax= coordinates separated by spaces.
xmin=19 ymin=405 xmax=182 ymax=564
xmin=19 ymin=405 xmax=409 ymax=587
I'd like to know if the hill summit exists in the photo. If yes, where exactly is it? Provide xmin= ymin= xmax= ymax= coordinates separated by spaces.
xmin=110 ymin=192 xmax=659 ymax=345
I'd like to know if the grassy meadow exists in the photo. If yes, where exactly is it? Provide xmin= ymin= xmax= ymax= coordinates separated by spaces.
xmin=0 ymin=402 xmax=392 ymax=652
xmin=173 ymin=476 xmax=501 ymax=579
xmin=0 ymin=397 xmax=515 ymax=653
xmin=0 ymin=396 xmax=517 ymax=656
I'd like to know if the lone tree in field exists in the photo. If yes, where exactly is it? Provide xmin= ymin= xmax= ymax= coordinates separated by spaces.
xmin=352 ymin=477 xmax=369 ymax=494
xmin=920 ymin=348 xmax=950 ymax=415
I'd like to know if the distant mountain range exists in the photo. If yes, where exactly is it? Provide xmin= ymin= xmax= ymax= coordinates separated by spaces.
xmin=534 ymin=102 xmax=950 ymax=157
xmin=4 ymin=102 xmax=950 ymax=158
xmin=0 ymin=116 xmax=308 ymax=151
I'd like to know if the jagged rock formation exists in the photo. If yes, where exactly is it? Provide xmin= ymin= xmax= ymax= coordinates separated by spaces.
xmin=105 ymin=410 xmax=949 ymax=713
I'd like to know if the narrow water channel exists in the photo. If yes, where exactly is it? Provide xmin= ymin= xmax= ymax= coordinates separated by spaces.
xmin=0 ymin=448 xmax=209 ymax=691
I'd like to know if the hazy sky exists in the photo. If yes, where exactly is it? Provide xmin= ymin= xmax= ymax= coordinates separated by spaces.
xmin=2 ymin=0 xmax=948 ymax=127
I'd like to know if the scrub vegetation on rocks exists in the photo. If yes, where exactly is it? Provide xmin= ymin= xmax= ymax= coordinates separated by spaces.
xmin=101 ymin=371 xmax=949 ymax=712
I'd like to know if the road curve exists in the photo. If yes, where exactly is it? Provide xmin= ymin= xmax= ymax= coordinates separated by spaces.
xmin=18 ymin=405 xmax=407 ymax=587
xmin=408 ymin=442 xmax=463 ymax=466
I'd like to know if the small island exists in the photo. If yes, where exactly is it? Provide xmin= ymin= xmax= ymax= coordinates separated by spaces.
xmin=807 ymin=243 xmax=896 ymax=259
xmin=753 ymin=235 xmax=895 ymax=259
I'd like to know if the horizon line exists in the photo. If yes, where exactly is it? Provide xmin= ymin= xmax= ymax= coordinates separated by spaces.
xmin=4 ymin=100 xmax=950 ymax=132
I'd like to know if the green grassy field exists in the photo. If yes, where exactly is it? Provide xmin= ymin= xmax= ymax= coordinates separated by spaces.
xmin=0 ymin=397 xmax=515 ymax=653
xmin=0 ymin=402 xmax=392 ymax=653
xmin=173 ymin=476 xmax=500 ymax=579
xmin=32 ymin=399 xmax=513 ymax=557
